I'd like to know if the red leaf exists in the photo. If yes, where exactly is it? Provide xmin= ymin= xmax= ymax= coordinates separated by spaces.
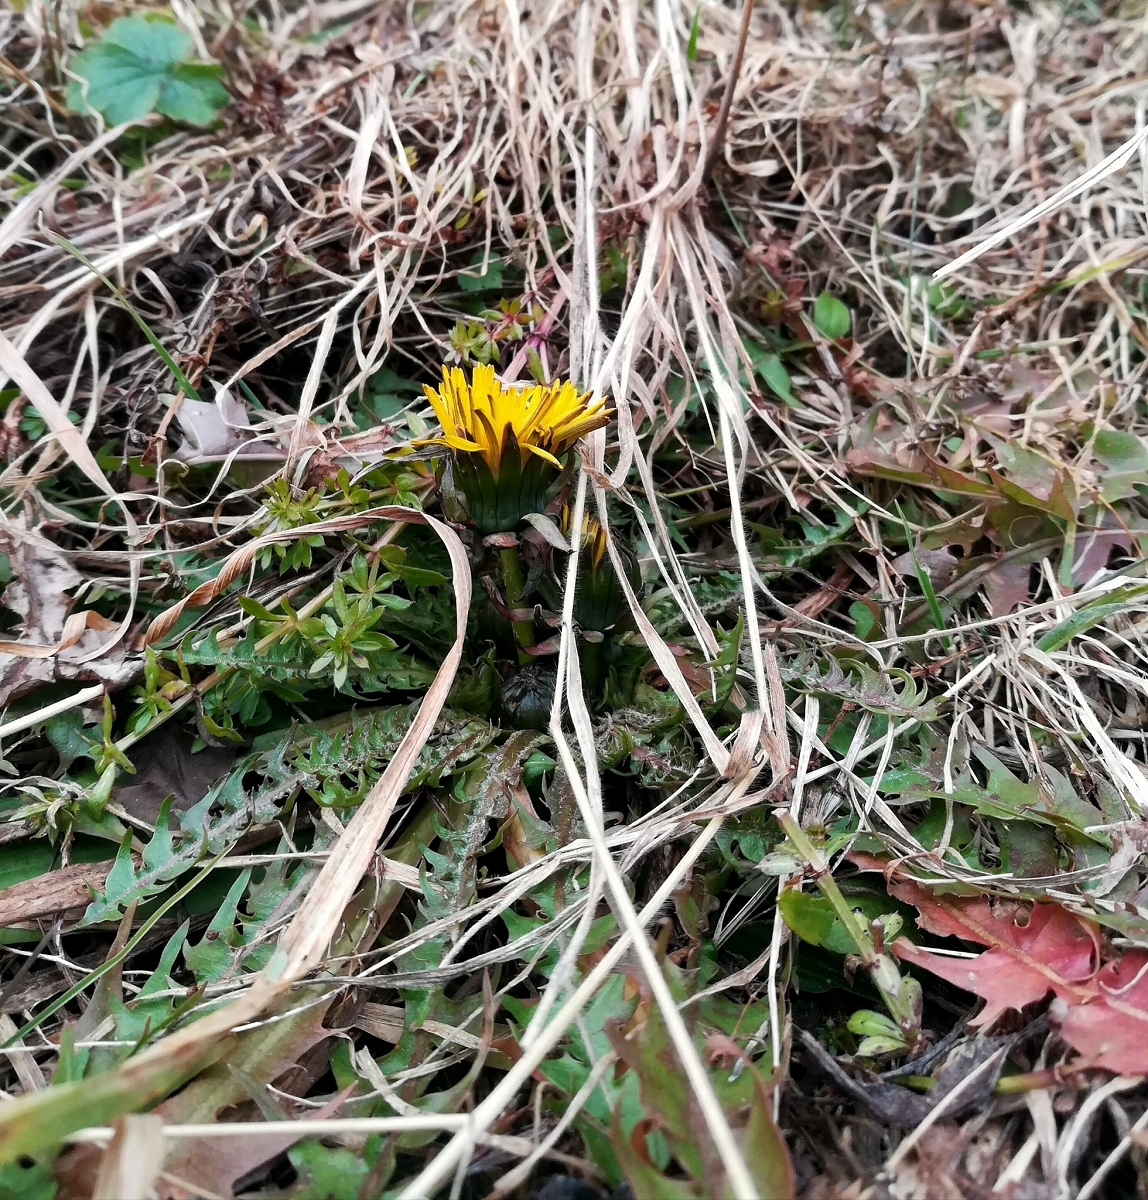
xmin=981 ymin=556 xmax=1032 ymax=617
xmin=856 ymin=865 xmax=1148 ymax=1073
xmin=887 ymin=881 xmax=1097 ymax=1027
xmin=1052 ymin=952 xmax=1148 ymax=1074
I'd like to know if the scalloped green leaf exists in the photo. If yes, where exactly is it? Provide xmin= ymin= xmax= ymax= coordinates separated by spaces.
xmin=67 ymin=17 xmax=228 ymax=126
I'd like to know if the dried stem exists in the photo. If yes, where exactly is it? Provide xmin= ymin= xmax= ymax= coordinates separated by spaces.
xmin=703 ymin=0 xmax=755 ymax=180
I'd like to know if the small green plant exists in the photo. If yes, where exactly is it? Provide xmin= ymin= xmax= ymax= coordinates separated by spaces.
xmin=305 ymin=575 xmax=406 ymax=691
xmin=447 ymin=297 xmax=543 ymax=365
xmin=20 ymin=404 xmax=79 ymax=442
xmin=812 ymin=291 xmax=852 ymax=339
xmin=257 ymin=479 xmax=327 ymax=572
xmin=67 ymin=15 xmax=228 ymax=126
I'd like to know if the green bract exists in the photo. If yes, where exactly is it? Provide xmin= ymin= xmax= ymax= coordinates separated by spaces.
xmin=67 ymin=16 xmax=228 ymax=126
xmin=572 ymin=540 xmax=637 ymax=635
xmin=446 ymin=429 xmax=560 ymax=534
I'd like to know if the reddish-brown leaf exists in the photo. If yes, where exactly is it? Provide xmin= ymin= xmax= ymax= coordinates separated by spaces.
xmin=885 ymin=878 xmax=1148 ymax=1072
xmin=981 ymin=556 xmax=1032 ymax=617
xmin=887 ymin=881 xmax=1098 ymax=1027
xmin=1052 ymin=952 xmax=1148 ymax=1074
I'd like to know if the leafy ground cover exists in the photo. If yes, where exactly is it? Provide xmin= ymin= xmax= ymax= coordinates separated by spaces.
xmin=2 ymin=0 xmax=1148 ymax=1196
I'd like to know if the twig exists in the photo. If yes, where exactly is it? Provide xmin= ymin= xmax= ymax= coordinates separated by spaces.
xmin=703 ymin=0 xmax=755 ymax=180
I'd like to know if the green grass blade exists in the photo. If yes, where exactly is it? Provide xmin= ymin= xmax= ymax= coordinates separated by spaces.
xmin=44 ymin=231 xmax=201 ymax=402
xmin=3 ymin=848 xmax=228 ymax=1050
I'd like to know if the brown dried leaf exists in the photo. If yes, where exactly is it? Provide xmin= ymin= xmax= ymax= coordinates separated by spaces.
xmin=0 ymin=525 xmax=132 ymax=703
xmin=981 ymin=555 xmax=1032 ymax=617
xmin=110 ymin=734 xmax=235 ymax=825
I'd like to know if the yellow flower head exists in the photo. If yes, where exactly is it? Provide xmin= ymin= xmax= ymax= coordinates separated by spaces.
xmin=415 ymin=364 xmax=612 ymax=533
xmin=418 ymin=364 xmax=611 ymax=477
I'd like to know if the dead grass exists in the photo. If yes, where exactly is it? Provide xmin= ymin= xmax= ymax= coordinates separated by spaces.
xmin=2 ymin=0 xmax=1148 ymax=1196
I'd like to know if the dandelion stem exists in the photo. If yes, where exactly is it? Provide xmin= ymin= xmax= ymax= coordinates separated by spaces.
xmin=580 ymin=639 xmax=604 ymax=699
xmin=499 ymin=546 xmax=536 ymax=659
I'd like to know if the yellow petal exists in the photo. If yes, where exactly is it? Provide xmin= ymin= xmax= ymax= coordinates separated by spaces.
xmin=443 ymin=433 xmax=485 ymax=453
xmin=409 ymin=434 xmax=449 ymax=451
xmin=471 ymin=363 xmax=495 ymax=418
xmin=551 ymin=408 xmax=611 ymax=443
xmin=472 ymin=407 xmax=505 ymax=474
xmin=524 ymin=443 xmax=562 ymax=469
xmin=424 ymin=366 xmax=610 ymax=478
xmin=423 ymin=384 xmax=455 ymax=436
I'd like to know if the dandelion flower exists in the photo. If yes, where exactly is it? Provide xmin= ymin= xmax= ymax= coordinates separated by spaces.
xmin=416 ymin=364 xmax=611 ymax=533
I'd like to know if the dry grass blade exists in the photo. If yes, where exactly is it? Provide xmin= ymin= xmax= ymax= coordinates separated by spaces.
xmin=0 ymin=507 xmax=469 ymax=1154
xmin=267 ymin=509 xmax=470 ymax=981
xmin=934 ymin=125 xmax=1148 ymax=282
xmin=0 ymin=119 xmax=153 ymax=260
xmin=2 ymin=0 xmax=1148 ymax=1193
xmin=0 ymin=331 xmax=140 ymax=659
xmin=397 ymin=805 xmax=742 ymax=1199
xmin=91 ymin=1115 xmax=164 ymax=1200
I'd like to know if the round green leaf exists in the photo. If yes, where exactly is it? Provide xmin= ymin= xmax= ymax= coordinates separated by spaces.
xmin=813 ymin=291 xmax=852 ymax=340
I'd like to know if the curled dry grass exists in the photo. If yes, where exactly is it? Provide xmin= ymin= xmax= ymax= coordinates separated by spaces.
xmin=2 ymin=0 xmax=1148 ymax=1195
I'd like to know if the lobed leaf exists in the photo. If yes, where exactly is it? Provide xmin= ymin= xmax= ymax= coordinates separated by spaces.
xmin=67 ymin=17 xmax=227 ymax=126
